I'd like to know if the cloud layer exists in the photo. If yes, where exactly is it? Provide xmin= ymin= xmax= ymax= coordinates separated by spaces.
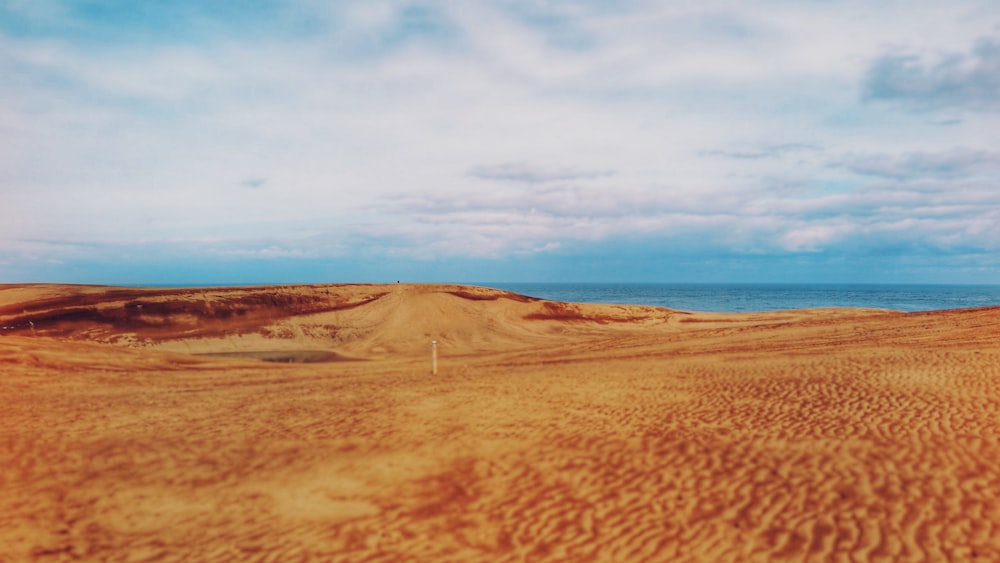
xmin=467 ymin=163 xmax=615 ymax=183
xmin=1 ymin=1 xmax=999 ymax=283
xmin=864 ymin=38 xmax=1000 ymax=112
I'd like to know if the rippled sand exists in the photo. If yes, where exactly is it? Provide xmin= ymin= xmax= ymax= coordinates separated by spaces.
xmin=2 ymin=284 xmax=999 ymax=561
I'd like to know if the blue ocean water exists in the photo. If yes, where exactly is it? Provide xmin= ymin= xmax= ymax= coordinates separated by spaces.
xmin=483 ymin=283 xmax=1000 ymax=313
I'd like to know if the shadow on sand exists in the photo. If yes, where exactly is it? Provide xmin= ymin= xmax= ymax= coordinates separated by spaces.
xmin=195 ymin=350 xmax=360 ymax=364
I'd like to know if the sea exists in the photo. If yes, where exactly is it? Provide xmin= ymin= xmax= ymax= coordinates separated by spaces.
xmin=480 ymin=283 xmax=1000 ymax=313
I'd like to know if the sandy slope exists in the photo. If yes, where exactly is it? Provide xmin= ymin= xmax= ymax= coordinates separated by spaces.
xmin=1 ymin=284 xmax=999 ymax=561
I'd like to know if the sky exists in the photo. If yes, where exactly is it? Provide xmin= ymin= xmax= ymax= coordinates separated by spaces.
xmin=1 ymin=0 xmax=999 ymax=285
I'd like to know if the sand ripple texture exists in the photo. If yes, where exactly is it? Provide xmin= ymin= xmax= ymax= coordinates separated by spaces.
xmin=2 ymin=284 xmax=1000 ymax=561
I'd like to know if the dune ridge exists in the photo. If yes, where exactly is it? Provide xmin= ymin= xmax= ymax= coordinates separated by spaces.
xmin=2 ymin=283 xmax=999 ymax=561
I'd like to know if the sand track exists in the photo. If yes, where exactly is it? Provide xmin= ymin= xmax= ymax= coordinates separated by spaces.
xmin=2 ymin=284 xmax=1000 ymax=561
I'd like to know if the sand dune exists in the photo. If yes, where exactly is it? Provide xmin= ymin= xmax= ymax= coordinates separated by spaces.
xmin=0 ymin=284 xmax=677 ymax=356
xmin=2 ymin=284 xmax=999 ymax=561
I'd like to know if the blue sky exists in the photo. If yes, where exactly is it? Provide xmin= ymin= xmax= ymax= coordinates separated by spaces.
xmin=2 ymin=0 xmax=999 ymax=284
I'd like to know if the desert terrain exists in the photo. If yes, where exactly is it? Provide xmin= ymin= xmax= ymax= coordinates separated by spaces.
xmin=1 ymin=283 xmax=999 ymax=561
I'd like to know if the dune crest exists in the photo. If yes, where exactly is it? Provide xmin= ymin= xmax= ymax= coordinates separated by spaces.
xmin=2 ymin=283 xmax=999 ymax=561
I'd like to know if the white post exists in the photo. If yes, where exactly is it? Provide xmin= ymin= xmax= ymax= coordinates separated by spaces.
xmin=431 ymin=340 xmax=438 ymax=375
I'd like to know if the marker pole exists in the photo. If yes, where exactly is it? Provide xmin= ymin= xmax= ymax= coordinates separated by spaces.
xmin=432 ymin=340 xmax=438 ymax=375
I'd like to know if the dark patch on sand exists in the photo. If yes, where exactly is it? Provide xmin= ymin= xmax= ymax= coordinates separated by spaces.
xmin=195 ymin=350 xmax=361 ymax=363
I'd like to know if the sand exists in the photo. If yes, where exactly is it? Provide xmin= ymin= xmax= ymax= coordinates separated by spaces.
xmin=1 ymin=283 xmax=999 ymax=561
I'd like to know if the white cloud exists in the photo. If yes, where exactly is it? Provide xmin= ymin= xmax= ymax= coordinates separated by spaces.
xmin=779 ymin=223 xmax=855 ymax=253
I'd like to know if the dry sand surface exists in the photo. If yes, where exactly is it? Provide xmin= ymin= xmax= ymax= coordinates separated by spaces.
xmin=2 ymin=283 xmax=1000 ymax=561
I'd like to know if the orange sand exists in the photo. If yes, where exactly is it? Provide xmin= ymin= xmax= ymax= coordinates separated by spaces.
xmin=1 ymin=283 xmax=999 ymax=561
